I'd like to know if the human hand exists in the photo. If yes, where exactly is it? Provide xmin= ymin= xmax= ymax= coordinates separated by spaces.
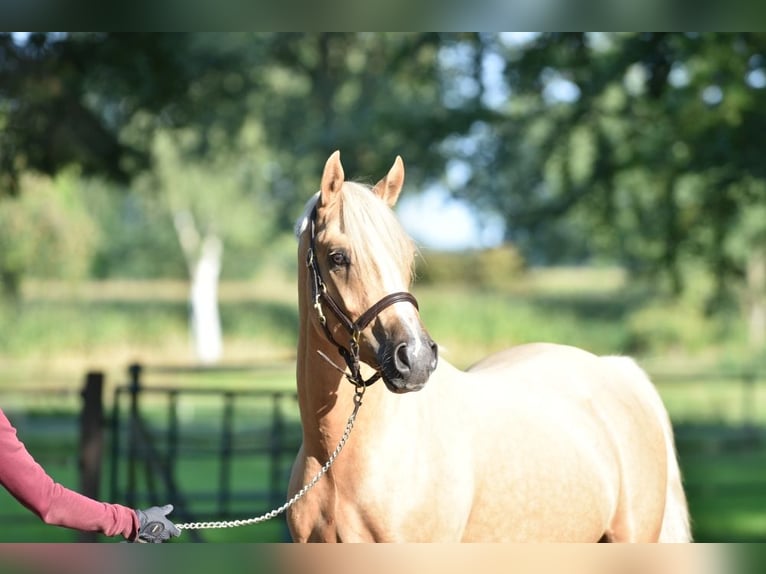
xmin=135 ymin=504 xmax=181 ymax=543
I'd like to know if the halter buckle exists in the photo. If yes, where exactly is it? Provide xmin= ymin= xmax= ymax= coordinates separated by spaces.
xmin=305 ymin=204 xmax=419 ymax=391
xmin=314 ymin=299 xmax=327 ymax=326
xmin=306 ymin=247 xmax=314 ymax=268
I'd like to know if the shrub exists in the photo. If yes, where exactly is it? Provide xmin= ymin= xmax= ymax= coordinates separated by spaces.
xmin=415 ymin=244 xmax=525 ymax=288
xmin=0 ymin=170 xmax=97 ymax=298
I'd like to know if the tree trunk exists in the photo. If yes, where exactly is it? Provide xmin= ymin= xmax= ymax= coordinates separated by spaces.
xmin=190 ymin=234 xmax=223 ymax=363
xmin=173 ymin=211 xmax=224 ymax=364
xmin=746 ymin=247 xmax=766 ymax=351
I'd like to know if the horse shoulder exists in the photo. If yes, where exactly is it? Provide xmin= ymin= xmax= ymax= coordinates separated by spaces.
xmin=286 ymin=444 xmax=342 ymax=542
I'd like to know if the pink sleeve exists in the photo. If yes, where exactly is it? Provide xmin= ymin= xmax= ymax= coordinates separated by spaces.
xmin=0 ymin=408 xmax=139 ymax=539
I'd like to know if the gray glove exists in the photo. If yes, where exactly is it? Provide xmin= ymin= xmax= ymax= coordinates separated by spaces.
xmin=135 ymin=504 xmax=181 ymax=543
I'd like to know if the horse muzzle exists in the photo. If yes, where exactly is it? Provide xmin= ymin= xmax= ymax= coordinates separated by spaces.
xmin=379 ymin=334 xmax=438 ymax=393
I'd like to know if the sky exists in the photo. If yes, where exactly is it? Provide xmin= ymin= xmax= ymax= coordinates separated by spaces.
xmin=394 ymin=34 xmax=539 ymax=251
xmin=397 ymin=186 xmax=505 ymax=251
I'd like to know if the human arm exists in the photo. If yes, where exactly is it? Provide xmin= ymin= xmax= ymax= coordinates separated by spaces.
xmin=0 ymin=407 xmax=138 ymax=539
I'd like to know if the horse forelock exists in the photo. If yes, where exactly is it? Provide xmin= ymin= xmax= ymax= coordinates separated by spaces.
xmin=338 ymin=182 xmax=416 ymax=286
xmin=294 ymin=184 xmax=416 ymax=285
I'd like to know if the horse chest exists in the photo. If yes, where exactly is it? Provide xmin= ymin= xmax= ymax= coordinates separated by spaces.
xmin=288 ymin=437 xmax=472 ymax=542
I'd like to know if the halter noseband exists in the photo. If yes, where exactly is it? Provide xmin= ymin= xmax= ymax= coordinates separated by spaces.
xmin=306 ymin=204 xmax=419 ymax=388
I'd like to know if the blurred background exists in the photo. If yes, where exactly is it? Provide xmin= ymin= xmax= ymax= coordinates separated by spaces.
xmin=0 ymin=32 xmax=765 ymax=542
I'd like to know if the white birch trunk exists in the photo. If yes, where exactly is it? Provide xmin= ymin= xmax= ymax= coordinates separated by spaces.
xmin=173 ymin=210 xmax=224 ymax=364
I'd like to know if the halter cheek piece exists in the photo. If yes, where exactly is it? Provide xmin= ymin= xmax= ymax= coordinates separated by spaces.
xmin=306 ymin=205 xmax=419 ymax=388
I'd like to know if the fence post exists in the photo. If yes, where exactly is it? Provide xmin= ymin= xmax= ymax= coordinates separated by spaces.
xmin=269 ymin=393 xmax=284 ymax=509
xmin=126 ymin=363 xmax=143 ymax=509
xmin=78 ymin=371 xmax=104 ymax=543
xmin=218 ymin=392 xmax=234 ymax=518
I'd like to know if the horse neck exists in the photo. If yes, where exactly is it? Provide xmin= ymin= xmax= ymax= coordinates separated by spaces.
xmin=295 ymin=263 xmax=377 ymax=458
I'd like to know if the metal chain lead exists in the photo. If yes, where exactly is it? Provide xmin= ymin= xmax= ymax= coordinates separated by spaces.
xmin=175 ymin=386 xmax=365 ymax=531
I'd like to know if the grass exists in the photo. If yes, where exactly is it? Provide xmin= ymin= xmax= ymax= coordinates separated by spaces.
xmin=1 ymin=266 xmax=757 ymax=380
xmin=678 ymin=444 xmax=766 ymax=541
xmin=0 ymin=268 xmax=765 ymax=542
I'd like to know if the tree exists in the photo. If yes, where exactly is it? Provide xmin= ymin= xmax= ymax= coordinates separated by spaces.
xmin=442 ymin=33 xmax=766 ymax=346
xmin=242 ymin=33 xmax=476 ymax=226
xmin=0 ymin=170 xmax=97 ymax=300
xmin=14 ymin=32 xmax=766 ymax=350
xmin=0 ymin=32 xmax=263 ymax=299
xmin=0 ymin=32 xmax=266 ymax=191
xmin=140 ymin=122 xmax=276 ymax=363
xmin=1 ymin=33 xmax=465 ymax=361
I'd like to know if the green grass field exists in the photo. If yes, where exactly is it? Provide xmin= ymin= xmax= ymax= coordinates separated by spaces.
xmin=0 ymin=268 xmax=765 ymax=542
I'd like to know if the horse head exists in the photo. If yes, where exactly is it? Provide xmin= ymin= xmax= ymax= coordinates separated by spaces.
xmin=301 ymin=151 xmax=438 ymax=393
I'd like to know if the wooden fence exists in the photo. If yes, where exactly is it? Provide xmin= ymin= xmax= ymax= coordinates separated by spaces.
xmin=106 ymin=363 xmax=301 ymax=542
xmin=0 ymin=364 xmax=301 ymax=542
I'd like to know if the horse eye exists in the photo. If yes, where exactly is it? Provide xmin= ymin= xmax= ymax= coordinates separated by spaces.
xmin=329 ymin=251 xmax=349 ymax=268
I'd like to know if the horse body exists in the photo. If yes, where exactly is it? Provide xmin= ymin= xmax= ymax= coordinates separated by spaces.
xmin=466 ymin=344 xmax=672 ymax=541
xmin=286 ymin=152 xmax=690 ymax=543
xmin=289 ymin=341 xmax=680 ymax=542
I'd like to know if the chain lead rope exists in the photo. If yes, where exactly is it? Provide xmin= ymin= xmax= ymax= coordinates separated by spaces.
xmin=175 ymin=385 xmax=365 ymax=531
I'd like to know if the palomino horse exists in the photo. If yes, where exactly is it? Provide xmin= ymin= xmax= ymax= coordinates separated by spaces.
xmin=286 ymin=151 xmax=691 ymax=542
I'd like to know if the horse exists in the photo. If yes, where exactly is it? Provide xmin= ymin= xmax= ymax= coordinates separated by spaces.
xmin=286 ymin=151 xmax=691 ymax=542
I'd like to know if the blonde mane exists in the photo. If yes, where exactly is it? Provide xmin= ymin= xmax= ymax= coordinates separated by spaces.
xmin=296 ymin=182 xmax=417 ymax=284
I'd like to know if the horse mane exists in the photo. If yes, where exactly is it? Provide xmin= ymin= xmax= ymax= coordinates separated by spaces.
xmin=295 ymin=183 xmax=417 ymax=283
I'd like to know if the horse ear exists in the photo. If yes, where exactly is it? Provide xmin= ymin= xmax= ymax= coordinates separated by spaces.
xmin=372 ymin=156 xmax=405 ymax=207
xmin=320 ymin=150 xmax=345 ymax=209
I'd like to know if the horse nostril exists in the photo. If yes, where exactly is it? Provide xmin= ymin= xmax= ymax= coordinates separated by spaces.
xmin=394 ymin=342 xmax=412 ymax=376
xmin=429 ymin=340 xmax=439 ymax=370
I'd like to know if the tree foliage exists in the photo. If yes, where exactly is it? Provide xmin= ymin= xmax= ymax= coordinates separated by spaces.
xmin=2 ymin=32 xmax=766 ymax=321
xmin=450 ymin=33 xmax=766 ymax=306
xmin=0 ymin=170 xmax=97 ymax=298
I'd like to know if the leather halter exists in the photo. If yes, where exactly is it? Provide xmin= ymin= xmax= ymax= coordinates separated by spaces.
xmin=305 ymin=204 xmax=419 ymax=388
